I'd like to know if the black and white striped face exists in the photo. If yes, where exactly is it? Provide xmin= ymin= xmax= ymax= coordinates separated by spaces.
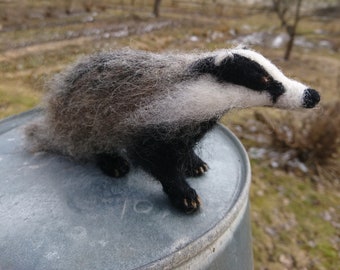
xmin=191 ymin=48 xmax=320 ymax=110
xmin=128 ymin=49 xmax=320 ymax=129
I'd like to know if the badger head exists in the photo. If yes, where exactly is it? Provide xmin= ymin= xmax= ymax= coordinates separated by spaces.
xmin=128 ymin=49 xmax=320 ymax=129
xmin=190 ymin=48 xmax=320 ymax=110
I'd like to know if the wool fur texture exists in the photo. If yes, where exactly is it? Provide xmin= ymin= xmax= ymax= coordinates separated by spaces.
xmin=25 ymin=48 xmax=320 ymax=213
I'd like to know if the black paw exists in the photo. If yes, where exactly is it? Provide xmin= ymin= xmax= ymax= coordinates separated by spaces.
xmin=185 ymin=154 xmax=209 ymax=177
xmin=191 ymin=163 xmax=209 ymax=177
xmin=97 ymin=153 xmax=130 ymax=178
xmin=170 ymin=188 xmax=201 ymax=214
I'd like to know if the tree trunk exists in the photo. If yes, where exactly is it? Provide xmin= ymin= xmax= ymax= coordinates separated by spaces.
xmin=153 ymin=0 xmax=162 ymax=18
xmin=272 ymin=0 xmax=303 ymax=60
xmin=284 ymin=0 xmax=302 ymax=60
xmin=284 ymin=28 xmax=295 ymax=60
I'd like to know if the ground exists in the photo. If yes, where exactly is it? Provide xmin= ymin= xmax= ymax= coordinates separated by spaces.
xmin=0 ymin=1 xmax=339 ymax=269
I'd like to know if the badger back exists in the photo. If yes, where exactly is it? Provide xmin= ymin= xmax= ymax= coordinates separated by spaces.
xmin=41 ymin=49 xmax=192 ymax=157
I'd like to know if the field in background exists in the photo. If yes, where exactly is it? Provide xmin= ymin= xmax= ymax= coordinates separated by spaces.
xmin=1 ymin=1 xmax=339 ymax=269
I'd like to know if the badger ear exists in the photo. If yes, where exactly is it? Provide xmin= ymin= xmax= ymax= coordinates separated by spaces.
xmin=234 ymin=44 xmax=250 ymax=50
xmin=190 ymin=51 xmax=234 ymax=73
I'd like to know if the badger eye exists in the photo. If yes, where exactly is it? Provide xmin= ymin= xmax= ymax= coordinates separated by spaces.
xmin=261 ymin=76 xmax=270 ymax=83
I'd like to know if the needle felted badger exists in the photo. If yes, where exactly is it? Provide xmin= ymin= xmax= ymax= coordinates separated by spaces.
xmin=25 ymin=48 xmax=320 ymax=213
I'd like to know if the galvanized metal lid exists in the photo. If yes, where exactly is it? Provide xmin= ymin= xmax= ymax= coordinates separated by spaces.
xmin=0 ymin=110 xmax=251 ymax=270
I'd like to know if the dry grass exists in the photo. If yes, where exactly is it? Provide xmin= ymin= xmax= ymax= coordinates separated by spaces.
xmin=254 ymin=102 xmax=340 ymax=186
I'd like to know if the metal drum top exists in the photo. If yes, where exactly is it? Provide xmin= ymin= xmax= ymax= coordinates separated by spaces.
xmin=0 ymin=110 xmax=251 ymax=270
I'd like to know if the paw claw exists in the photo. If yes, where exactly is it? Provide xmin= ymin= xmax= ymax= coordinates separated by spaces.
xmin=196 ymin=195 xmax=202 ymax=205
xmin=183 ymin=198 xmax=189 ymax=208
xmin=203 ymin=164 xmax=209 ymax=171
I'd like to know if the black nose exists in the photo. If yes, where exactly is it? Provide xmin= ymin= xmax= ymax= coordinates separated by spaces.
xmin=303 ymin=88 xmax=320 ymax=108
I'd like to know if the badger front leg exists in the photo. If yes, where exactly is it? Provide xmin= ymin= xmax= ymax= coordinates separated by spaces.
xmin=182 ymin=118 xmax=217 ymax=177
xmin=131 ymin=138 xmax=201 ymax=213
xmin=184 ymin=149 xmax=209 ymax=177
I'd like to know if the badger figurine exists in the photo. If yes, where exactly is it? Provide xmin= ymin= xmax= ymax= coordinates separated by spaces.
xmin=25 ymin=48 xmax=320 ymax=213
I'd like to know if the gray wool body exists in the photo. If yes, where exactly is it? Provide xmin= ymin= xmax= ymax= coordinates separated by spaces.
xmin=25 ymin=49 xmax=204 ymax=159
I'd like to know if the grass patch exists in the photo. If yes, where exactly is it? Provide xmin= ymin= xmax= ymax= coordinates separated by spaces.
xmin=0 ymin=80 xmax=41 ymax=118
xmin=253 ymin=101 xmax=340 ymax=185
xmin=249 ymin=160 xmax=339 ymax=270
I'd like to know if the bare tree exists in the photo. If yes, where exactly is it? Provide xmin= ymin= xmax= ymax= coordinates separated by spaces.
xmin=64 ymin=0 xmax=73 ymax=14
xmin=153 ymin=0 xmax=162 ymax=17
xmin=272 ymin=0 xmax=303 ymax=60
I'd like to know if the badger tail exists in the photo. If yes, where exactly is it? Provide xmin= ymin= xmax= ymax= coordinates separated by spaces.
xmin=24 ymin=119 xmax=55 ymax=154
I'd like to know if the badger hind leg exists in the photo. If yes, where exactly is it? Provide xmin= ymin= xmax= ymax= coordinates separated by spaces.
xmin=130 ymin=138 xmax=201 ymax=213
xmin=96 ymin=153 xmax=130 ymax=178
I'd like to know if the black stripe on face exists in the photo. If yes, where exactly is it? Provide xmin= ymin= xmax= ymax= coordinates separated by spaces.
xmin=190 ymin=54 xmax=285 ymax=103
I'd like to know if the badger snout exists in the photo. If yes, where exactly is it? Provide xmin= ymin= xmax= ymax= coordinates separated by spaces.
xmin=303 ymin=88 xmax=320 ymax=108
